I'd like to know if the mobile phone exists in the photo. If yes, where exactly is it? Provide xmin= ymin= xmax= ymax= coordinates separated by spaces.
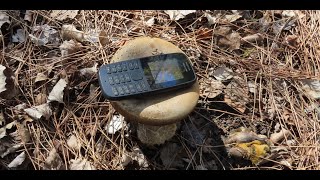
xmin=98 ymin=53 xmax=197 ymax=100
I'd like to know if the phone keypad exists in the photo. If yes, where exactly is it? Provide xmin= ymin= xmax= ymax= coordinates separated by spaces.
xmin=105 ymin=60 xmax=150 ymax=97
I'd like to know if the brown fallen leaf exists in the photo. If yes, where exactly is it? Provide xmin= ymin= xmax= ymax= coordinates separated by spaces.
xmin=35 ymin=93 xmax=47 ymax=105
xmin=61 ymin=24 xmax=85 ymax=42
xmin=200 ymin=77 xmax=225 ymax=99
xmin=24 ymin=103 xmax=52 ymax=120
xmin=164 ymin=10 xmax=196 ymax=21
xmin=47 ymin=78 xmax=68 ymax=103
xmin=241 ymin=33 xmax=263 ymax=44
xmin=8 ymin=151 xmax=26 ymax=168
xmin=285 ymin=35 xmax=298 ymax=47
xmin=0 ymin=11 xmax=10 ymax=27
xmin=214 ymin=26 xmax=241 ymax=51
xmin=270 ymin=129 xmax=290 ymax=144
xmin=67 ymin=134 xmax=81 ymax=151
xmin=50 ymin=10 xmax=79 ymax=21
xmin=43 ymin=148 xmax=66 ymax=170
xmin=224 ymin=76 xmax=249 ymax=113
xmin=69 ymin=158 xmax=96 ymax=170
xmin=0 ymin=65 xmax=16 ymax=99
xmin=225 ymin=130 xmax=267 ymax=145
xmin=34 ymin=72 xmax=48 ymax=83
xmin=59 ymin=40 xmax=82 ymax=57
xmin=24 ymin=10 xmax=32 ymax=22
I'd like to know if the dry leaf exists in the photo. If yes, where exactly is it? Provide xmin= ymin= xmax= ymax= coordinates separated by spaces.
xmin=79 ymin=63 xmax=98 ymax=78
xmin=24 ymin=103 xmax=52 ymax=120
xmin=272 ymin=18 xmax=296 ymax=34
xmin=29 ymin=24 xmax=60 ymax=46
xmin=98 ymin=30 xmax=108 ymax=46
xmin=43 ymin=148 xmax=65 ymax=170
xmin=285 ymin=35 xmax=298 ymax=47
xmin=0 ymin=10 xmax=10 ymax=27
xmin=0 ymin=121 xmax=17 ymax=139
xmin=229 ymin=140 xmax=270 ymax=165
xmin=61 ymin=24 xmax=85 ymax=42
xmin=34 ymin=72 xmax=47 ymax=83
xmin=224 ymin=76 xmax=249 ymax=113
xmin=35 ymin=93 xmax=47 ymax=105
xmin=105 ymin=114 xmax=126 ymax=134
xmin=200 ymin=77 xmax=225 ymax=99
xmin=8 ymin=151 xmax=26 ymax=168
xmin=131 ymin=147 xmax=149 ymax=168
xmin=225 ymin=13 xmax=242 ymax=23
xmin=204 ymin=12 xmax=217 ymax=25
xmin=0 ymin=110 xmax=4 ymax=126
xmin=84 ymin=28 xmax=101 ymax=43
xmin=59 ymin=40 xmax=82 ymax=57
xmin=214 ymin=26 xmax=241 ymax=51
xmin=259 ymin=14 xmax=272 ymax=32
xmin=121 ymin=153 xmax=132 ymax=167
xmin=24 ymin=10 xmax=32 ymax=22
xmin=301 ymin=79 xmax=320 ymax=100
xmin=0 ymin=143 xmax=23 ymax=158
xmin=241 ymin=33 xmax=263 ymax=44
xmin=247 ymin=81 xmax=257 ymax=93
xmin=145 ymin=17 xmax=155 ymax=27
xmin=164 ymin=10 xmax=196 ymax=21
xmin=212 ymin=66 xmax=234 ymax=81
xmin=160 ymin=143 xmax=184 ymax=168
xmin=225 ymin=129 xmax=266 ymax=144
xmin=70 ymin=158 xmax=96 ymax=170
xmin=47 ymin=78 xmax=67 ymax=103
xmin=270 ymin=129 xmax=290 ymax=144
xmin=282 ymin=10 xmax=296 ymax=18
xmin=67 ymin=134 xmax=81 ymax=151
xmin=50 ymin=10 xmax=79 ymax=21
xmin=12 ymin=29 xmax=26 ymax=43
xmin=0 ymin=65 xmax=16 ymax=99
xmin=14 ymin=103 xmax=27 ymax=110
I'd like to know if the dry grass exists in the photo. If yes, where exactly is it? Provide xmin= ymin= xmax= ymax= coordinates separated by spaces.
xmin=0 ymin=10 xmax=320 ymax=170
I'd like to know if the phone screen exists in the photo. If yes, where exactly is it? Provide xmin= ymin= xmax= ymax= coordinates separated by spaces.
xmin=148 ymin=58 xmax=184 ymax=84
xmin=141 ymin=53 xmax=195 ymax=90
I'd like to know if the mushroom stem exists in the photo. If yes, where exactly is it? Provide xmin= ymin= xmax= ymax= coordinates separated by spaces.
xmin=137 ymin=123 xmax=177 ymax=145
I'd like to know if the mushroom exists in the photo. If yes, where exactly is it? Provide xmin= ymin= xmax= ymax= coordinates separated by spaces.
xmin=110 ymin=37 xmax=200 ymax=145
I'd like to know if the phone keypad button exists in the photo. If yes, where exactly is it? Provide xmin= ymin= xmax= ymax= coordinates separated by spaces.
xmin=133 ymin=61 xmax=139 ymax=69
xmin=128 ymin=84 xmax=135 ymax=93
xmin=114 ymin=76 xmax=120 ymax=84
xmin=122 ymin=85 xmax=130 ymax=94
xmin=122 ymin=63 xmax=128 ymax=71
xmin=119 ymin=74 xmax=125 ymax=83
xmin=112 ymin=87 xmax=118 ymax=96
xmin=128 ymin=62 xmax=134 ymax=70
xmin=124 ymin=73 xmax=131 ymax=82
xmin=111 ymin=65 xmax=117 ymax=73
xmin=117 ymin=86 xmax=124 ymax=95
xmin=136 ymin=84 xmax=142 ymax=92
xmin=140 ymin=82 xmax=148 ymax=91
xmin=108 ymin=76 xmax=114 ymax=85
xmin=116 ymin=64 xmax=122 ymax=72
xmin=131 ymin=72 xmax=143 ymax=81
xmin=106 ymin=66 xmax=111 ymax=74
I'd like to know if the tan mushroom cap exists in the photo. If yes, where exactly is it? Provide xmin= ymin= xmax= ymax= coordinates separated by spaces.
xmin=110 ymin=37 xmax=199 ymax=126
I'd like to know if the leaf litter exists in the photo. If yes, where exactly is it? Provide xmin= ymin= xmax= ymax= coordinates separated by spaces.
xmin=0 ymin=10 xmax=319 ymax=170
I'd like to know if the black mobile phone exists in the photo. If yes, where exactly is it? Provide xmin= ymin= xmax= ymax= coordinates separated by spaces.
xmin=98 ymin=53 xmax=197 ymax=100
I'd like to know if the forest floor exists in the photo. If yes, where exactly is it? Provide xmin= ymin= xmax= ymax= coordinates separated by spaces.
xmin=0 ymin=10 xmax=320 ymax=170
